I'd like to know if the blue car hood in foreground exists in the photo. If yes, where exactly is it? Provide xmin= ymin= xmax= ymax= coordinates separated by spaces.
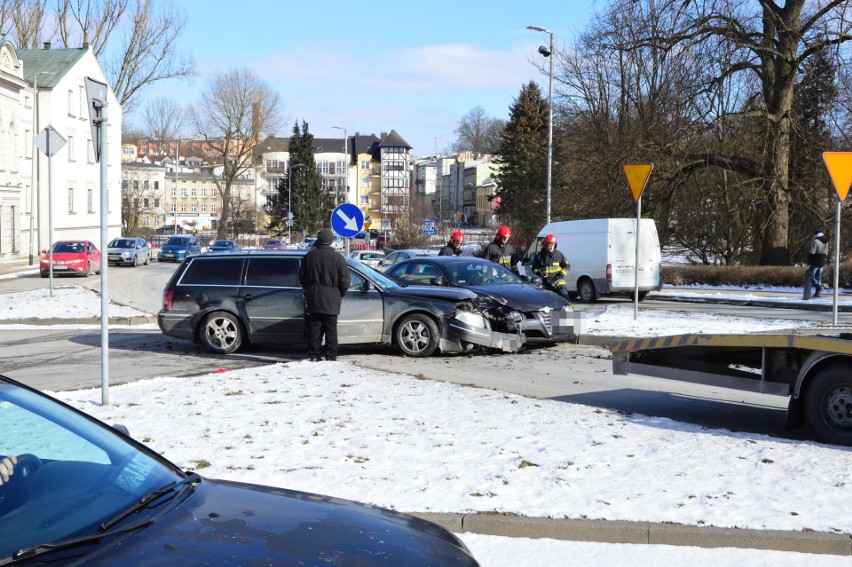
xmin=84 ymin=478 xmax=479 ymax=566
xmin=467 ymin=283 xmax=569 ymax=312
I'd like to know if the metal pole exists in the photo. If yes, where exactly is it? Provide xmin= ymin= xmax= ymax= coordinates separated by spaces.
xmin=833 ymin=197 xmax=841 ymax=325
xmin=98 ymin=101 xmax=110 ymax=405
xmin=47 ymin=128 xmax=53 ymax=296
xmin=634 ymin=200 xmax=641 ymax=321
xmin=174 ymin=140 xmax=179 ymax=234
xmin=29 ymin=76 xmax=38 ymax=266
xmin=546 ymin=31 xmax=553 ymax=225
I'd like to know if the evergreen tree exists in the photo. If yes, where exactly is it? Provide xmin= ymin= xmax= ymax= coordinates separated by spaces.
xmin=493 ymin=82 xmax=549 ymax=240
xmin=287 ymin=121 xmax=329 ymax=236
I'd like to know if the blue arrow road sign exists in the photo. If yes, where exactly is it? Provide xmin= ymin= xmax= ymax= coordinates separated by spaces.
xmin=330 ymin=203 xmax=364 ymax=238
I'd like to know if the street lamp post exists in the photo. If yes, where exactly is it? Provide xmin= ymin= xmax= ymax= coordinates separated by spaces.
xmin=332 ymin=126 xmax=347 ymax=206
xmin=29 ymin=71 xmax=54 ymax=265
xmin=288 ymin=163 xmax=305 ymax=245
xmin=527 ymin=25 xmax=554 ymax=225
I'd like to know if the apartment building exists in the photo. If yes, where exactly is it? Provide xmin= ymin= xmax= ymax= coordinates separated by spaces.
xmin=0 ymin=40 xmax=121 ymax=260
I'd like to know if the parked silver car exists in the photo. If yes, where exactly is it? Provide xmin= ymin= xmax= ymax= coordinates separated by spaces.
xmin=106 ymin=237 xmax=150 ymax=267
xmin=348 ymin=250 xmax=385 ymax=268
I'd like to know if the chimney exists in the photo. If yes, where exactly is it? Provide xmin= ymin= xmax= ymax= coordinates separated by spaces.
xmin=43 ymin=42 xmax=51 ymax=50
xmin=82 ymin=31 xmax=89 ymax=50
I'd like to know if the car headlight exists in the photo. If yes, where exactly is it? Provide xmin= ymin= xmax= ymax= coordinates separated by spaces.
xmin=454 ymin=309 xmax=487 ymax=328
xmin=121 ymin=251 xmax=131 ymax=258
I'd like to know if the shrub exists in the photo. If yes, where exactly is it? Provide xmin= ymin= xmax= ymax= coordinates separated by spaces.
xmin=661 ymin=263 xmax=852 ymax=289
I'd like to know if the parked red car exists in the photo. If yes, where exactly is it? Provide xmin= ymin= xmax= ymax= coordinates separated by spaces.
xmin=40 ymin=240 xmax=102 ymax=277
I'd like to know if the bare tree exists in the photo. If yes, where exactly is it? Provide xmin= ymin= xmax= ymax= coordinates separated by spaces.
xmin=2 ymin=0 xmax=49 ymax=48
xmin=52 ymin=0 xmax=194 ymax=111
xmin=120 ymin=168 xmax=160 ymax=235
xmin=190 ymin=67 xmax=284 ymax=239
xmin=142 ymin=96 xmax=186 ymax=141
xmin=452 ymin=107 xmax=505 ymax=155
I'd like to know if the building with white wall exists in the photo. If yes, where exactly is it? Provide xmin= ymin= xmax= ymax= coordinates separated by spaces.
xmin=18 ymin=42 xmax=122 ymax=256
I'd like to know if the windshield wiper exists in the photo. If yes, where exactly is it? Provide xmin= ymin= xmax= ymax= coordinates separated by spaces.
xmin=100 ymin=472 xmax=201 ymax=531
xmin=4 ymin=473 xmax=202 ymax=565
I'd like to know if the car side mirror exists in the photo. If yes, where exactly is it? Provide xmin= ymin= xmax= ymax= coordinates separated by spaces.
xmin=430 ymin=275 xmax=446 ymax=286
xmin=530 ymin=276 xmax=544 ymax=288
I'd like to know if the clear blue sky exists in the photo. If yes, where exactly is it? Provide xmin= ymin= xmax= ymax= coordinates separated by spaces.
xmin=129 ymin=0 xmax=601 ymax=156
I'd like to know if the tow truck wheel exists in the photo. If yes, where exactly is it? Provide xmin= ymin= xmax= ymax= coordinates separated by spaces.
xmin=804 ymin=367 xmax=852 ymax=446
xmin=395 ymin=314 xmax=439 ymax=357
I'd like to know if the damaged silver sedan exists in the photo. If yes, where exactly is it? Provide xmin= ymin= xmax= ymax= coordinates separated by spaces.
xmin=157 ymin=250 xmax=524 ymax=357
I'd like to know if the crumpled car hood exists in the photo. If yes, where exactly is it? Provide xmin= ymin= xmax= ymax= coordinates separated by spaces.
xmin=466 ymin=284 xmax=570 ymax=312
xmin=88 ymin=478 xmax=478 ymax=566
xmin=389 ymin=285 xmax=478 ymax=302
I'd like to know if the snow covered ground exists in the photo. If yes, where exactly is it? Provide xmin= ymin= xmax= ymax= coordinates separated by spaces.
xmin=1 ymin=284 xmax=851 ymax=566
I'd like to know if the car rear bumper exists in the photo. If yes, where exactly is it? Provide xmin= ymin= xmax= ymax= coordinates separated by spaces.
xmin=158 ymin=311 xmax=198 ymax=341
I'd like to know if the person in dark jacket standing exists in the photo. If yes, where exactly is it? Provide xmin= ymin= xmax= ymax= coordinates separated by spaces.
xmin=806 ymin=229 xmax=829 ymax=299
xmin=439 ymin=231 xmax=465 ymax=256
xmin=482 ymin=225 xmax=519 ymax=274
xmin=531 ymin=233 xmax=572 ymax=301
xmin=299 ymin=228 xmax=351 ymax=361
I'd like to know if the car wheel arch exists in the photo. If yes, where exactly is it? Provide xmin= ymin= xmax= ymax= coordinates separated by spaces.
xmin=193 ymin=307 xmax=246 ymax=343
xmin=392 ymin=310 xmax=442 ymax=357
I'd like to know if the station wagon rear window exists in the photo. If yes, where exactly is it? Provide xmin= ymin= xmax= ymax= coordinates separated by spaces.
xmin=180 ymin=258 xmax=244 ymax=286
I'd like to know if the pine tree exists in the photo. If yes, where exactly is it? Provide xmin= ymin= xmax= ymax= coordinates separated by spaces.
xmin=287 ymin=121 xmax=330 ymax=236
xmin=493 ymin=82 xmax=549 ymax=240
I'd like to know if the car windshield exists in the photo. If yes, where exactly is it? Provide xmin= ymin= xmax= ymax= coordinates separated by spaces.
xmin=265 ymin=240 xmax=280 ymax=245
xmin=350 ymin=261 xmax=400 ymax=290
xmin=165 ymin=237 xmax=189 ymax=246
xmin=0 ymin=379 xmax=180 ymax=558
xmin=108 ymin=239 xmax=136 ymax=249
xmin=444 ymin=260 xmax=524 ymax=286
xmin=51 ymin=242 xmax=85 ymax=253
xmin=212 ymin=241 xmax=232 ymax=247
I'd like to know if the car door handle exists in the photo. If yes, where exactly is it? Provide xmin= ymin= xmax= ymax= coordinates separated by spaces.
xmin=241 ymin=294 xmax=254 ymax=301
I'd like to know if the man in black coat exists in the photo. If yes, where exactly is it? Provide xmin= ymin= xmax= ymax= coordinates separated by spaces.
xmin=299 ymin=228 xmax=351 ymax=361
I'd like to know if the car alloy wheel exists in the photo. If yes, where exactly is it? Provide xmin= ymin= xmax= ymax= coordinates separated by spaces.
xmin=200 ymin=311 xmax=243 ymax=354
xmin=395 ymin=313 xmax=439 ymax=357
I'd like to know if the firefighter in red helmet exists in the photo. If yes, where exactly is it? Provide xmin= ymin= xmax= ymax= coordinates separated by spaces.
xmin=482 ymin=225 xmax=519 ymax=274
xmin=531 ymin=233 xmax=572 ymax=301
xmin=439 ymin=231 xmax=465 ymax=256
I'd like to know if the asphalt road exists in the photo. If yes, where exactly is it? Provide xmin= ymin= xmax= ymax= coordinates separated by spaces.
xmin=0 ymin=260 xmax=822 ymax=442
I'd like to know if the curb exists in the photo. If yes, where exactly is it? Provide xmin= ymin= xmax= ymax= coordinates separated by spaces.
xmin=0 ymin=316 xmax=156 ymax=326
xmin=409 ymin=512 xmax=852 ymax=556
xmin=652 ymin=294 xmax=852 ymax=312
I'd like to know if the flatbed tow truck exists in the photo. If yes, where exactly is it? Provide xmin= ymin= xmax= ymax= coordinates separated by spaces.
xmin=611 ymin=329 xmax=852 ymax=446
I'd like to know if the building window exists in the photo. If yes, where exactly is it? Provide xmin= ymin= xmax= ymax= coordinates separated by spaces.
xmin=67 ymin=90 xmax=74 ymax=116
xmin=67 ymin=136 xmax=75 ymax=161
xmin=211 ymin=204 xmax=217 ymax=214
xmin=360 ymin=195 xmax=369 ymax=204
xmin=180 ymin=204 xmax=186 ymax=213
xmin=191 ymin=187 xmax=196 ymax=197
xmin=154 ymin=198 xmax=160 ymax=208
xmin=201 ymin=188 xmax=207 ymax=197
xmin=360 ymin=160 xmax=370 ymax=170
xmin=68 ymin=188 xmax=75 ymax=213
xmin=360 ymin=177 xmax=370 ymax=187
xmin=143 ymin=198 xmax=149 ymax=207
xmin=154 ymin=181 xmax=159 ymax=191
xmin=171 ymin=187 xmax=176 ymax=197
xmin=143 ymin=216 xmax=149 ymax=227
xmin=210 ymin=188 xmax=216 ymax=198
xmin=201 ymin=204 xmax=207 ymax=213
xmin=143 ymin=180 xmax=149 ymax=190
xmin=170 ymin=204 xmax=176 ymax=213
xmin=181 ymin=188 xmax=187 ymax=197
xmin=87 ymin=139 xmax=94 ymax=163
xmin=79 ymin=85 xmax=85 ymax=117
xmin=87 ymin=188 xmax=93 ymax=213
xmin=317 ymin=161 xmax=329 ymax=175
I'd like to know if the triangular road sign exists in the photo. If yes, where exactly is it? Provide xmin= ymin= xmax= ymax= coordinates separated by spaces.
xmin=823 ymin=152 xmax=852 ymax=202
xmin=623 ymin=163 xmax=653 ymax=202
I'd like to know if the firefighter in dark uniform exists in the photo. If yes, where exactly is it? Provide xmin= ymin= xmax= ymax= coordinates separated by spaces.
xmin=439 ymin=231 xmax=465 ymax=256
xmin=531 ymin=233 xmax=572 ymax=301
xmin=298 ymin=228 xmax=351 ymax=361
xmin=482 ymin=225 xmax=519 ymax=274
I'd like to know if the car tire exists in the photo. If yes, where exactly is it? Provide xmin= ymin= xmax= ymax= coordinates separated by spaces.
xmin=132 ymin=255 xmax=138 ymax=267
xmin=578 ymin=278 xmax=596 ymax=302
xmin=804 ymin=366 xmax=852 ymax=446
xmin=40 ymin=271 xmax=47 ymax=278
xmin=84 ymin=262 xmax=91 ymax=277
xmin=637 ymin=291 xmax=649 ymax=301
xmin=144 ymin=254 xmax=149 ymax=266
xmin=200 ymin=311 xmax=243 ymax=354
xmin=394 ymin=313 xmax=439 ymax=357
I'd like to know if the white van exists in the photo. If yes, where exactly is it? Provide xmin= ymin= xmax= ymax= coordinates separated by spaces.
xmin=521 ymin=218 xmax=662 ymax=302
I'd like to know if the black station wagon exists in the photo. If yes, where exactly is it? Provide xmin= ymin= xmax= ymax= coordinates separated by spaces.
xmin=158 ymin=250 xmax=527 ymax=356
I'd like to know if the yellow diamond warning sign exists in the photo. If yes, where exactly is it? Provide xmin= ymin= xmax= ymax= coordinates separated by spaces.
xmin=823 ymin=152 xmax=852 ymax=202
xmin=623 ymin=163 xmax=653 ymax=202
